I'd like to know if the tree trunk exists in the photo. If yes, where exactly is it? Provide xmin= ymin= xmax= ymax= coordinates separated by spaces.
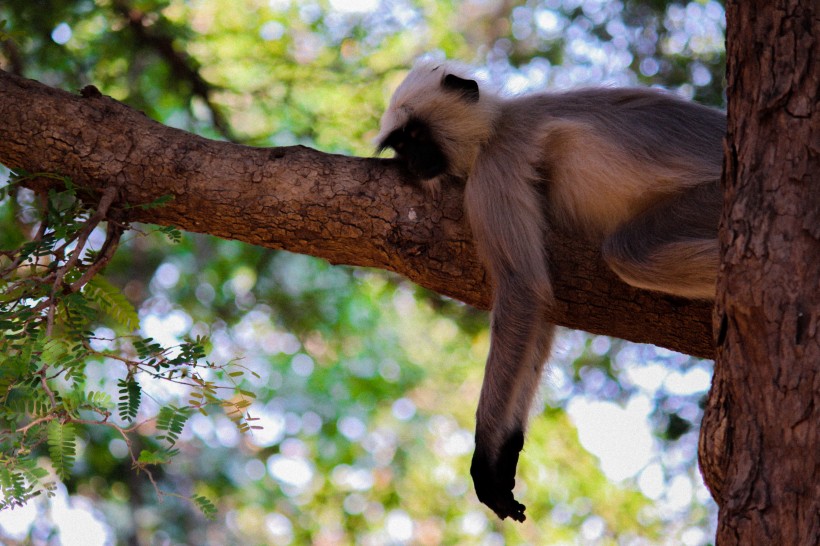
xmin=699 ymin=2 xmax=819 ymax=544
xmin=0 ymin=69 xmax=714 ymax=358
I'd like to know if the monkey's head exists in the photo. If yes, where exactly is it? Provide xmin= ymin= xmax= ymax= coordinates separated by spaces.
xmin=376 ymin=60 xmax=500 ymax=195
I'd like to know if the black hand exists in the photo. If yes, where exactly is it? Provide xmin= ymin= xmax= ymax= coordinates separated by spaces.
xmin=470 ymin=429 xmax=526 ymax=522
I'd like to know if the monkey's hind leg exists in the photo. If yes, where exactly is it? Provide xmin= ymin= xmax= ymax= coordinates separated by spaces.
xmin=601 ymin=182 xmax=720 ymax=300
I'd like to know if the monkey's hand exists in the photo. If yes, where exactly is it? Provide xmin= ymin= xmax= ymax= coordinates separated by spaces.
xmin=470 ymin=428 xmax=526 ymax=522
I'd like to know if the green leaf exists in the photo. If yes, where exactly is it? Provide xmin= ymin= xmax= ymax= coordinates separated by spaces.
xmin=137 ymin=450 xmax=171 ymax=465
xmin=155 ymin=405 xmax=190 ymax=447
xmin=0 ymin=465 xmax=29 ymax=509
xmin=86 ymin=390 xmax=113 ymax=410
xmin=133 ymin=338 xmax=163 ymax=359
xmin=117 ymin=378 xmax=142 ymax=422
xmin=40 ymin=338 xmax=69 ymax=364
xmin=46 ymin=421 xmax=76 ymax=481
xmin=83 ymin=277 xmax=140 ymax=332
xmin=192 ymin=494 xmax=217 ymax=520
xmin=158 ymin=226 xmax=183 ymax=243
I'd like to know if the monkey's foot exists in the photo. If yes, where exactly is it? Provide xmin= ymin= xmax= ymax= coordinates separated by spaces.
xmin=470 ymin=428 xmax=526 ymax=522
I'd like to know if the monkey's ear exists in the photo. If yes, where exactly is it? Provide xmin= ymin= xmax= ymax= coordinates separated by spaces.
xmin=442 ymin=74 xmax=480 ymax=102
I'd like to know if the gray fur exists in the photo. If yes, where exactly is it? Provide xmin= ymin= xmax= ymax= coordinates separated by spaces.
xmin=378 ymin=60 xmax=724 ymax=521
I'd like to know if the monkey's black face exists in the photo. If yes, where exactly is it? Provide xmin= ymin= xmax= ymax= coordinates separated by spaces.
xmin=379 ymin=118 xmax=448 ymax=181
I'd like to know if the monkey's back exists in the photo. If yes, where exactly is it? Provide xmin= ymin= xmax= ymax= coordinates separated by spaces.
xmin=492 ymin=88 xmax=725 ymax=235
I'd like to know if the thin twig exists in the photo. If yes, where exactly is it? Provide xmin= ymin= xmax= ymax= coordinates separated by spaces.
xmin=15 ymin=414 xmax=55 ymax=436
xmin=44 ymin=186 xmax=119 ymax=335
xmin=68 ymin=220 xmax=124 ymax=292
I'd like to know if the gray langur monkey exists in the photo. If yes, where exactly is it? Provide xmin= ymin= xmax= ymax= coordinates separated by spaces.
xmin=376 ymin=60 xmax=725 ymax=522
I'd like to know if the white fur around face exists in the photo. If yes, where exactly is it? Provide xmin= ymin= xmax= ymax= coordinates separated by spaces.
xmin=376 ymin=61 xmax=502 ymax=182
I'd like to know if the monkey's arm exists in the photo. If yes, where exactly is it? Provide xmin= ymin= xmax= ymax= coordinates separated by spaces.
xmin=470 ymin=293 xmax=555 ymax=522
xmin=464 ymin=147 xmax=555 ymax=521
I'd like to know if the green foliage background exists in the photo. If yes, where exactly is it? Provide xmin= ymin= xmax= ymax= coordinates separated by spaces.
xmin=0 ymin=0 xmax=724 ymax=544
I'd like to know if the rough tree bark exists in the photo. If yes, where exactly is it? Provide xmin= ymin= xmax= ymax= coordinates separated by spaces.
xmin=699 ymin=2 xmax=819 ymax=544
xmin=0 ymin=68 xmax=713 ymax=359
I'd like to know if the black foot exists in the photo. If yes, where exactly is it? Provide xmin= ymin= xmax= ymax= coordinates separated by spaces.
xmin=470 ymin=429 xmax=526 ymax=522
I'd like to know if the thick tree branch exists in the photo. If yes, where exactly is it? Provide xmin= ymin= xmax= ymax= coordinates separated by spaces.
xmin=0 ymin=69 xmax=714 ymax=358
